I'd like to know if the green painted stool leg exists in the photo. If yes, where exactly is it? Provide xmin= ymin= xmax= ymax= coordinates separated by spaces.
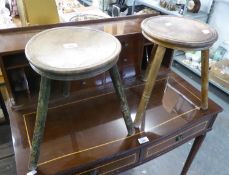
xmin=109 ymin=65 xmax=135 ymax=136
xmin=29 ymin=76 xmax=51 ymax=170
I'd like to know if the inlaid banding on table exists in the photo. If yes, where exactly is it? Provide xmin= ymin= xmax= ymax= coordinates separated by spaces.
xmin=22 ymin=76 xmax=201 ymax=167
xmin=145 ymin=121 xmax=208 ymax=158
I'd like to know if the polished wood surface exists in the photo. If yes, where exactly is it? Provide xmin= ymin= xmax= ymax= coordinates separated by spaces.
xmin=0 ymin=14 xmax=157 ymax=55
xmin=25 ymin=27 xmax=121 ymax=80
xmin=7 ymin=72 xmax=222 ymax=175
xmin=141 ymin=15 xmax=218 ymax=50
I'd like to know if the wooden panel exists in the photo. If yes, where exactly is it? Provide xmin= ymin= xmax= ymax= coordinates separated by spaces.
xmin=143 ymin=120 xmax=209 ymax=160
xmin=76 ymin=153 xmax=138 ymax=175
xmin=117 ymin=34 xmax=144 ymax=78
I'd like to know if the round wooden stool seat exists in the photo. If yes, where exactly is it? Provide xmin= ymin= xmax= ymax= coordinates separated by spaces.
xmin=141 ymin=15 xmax=218 ymax=50
xmin=25 ymin=27 xmax=121 ymax=80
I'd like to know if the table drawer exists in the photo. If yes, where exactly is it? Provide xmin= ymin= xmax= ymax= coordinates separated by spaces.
xmin=77 ymin=152 xmax=138 ymax=175
xmin=143 ymin=120 xmax=208 ymax=160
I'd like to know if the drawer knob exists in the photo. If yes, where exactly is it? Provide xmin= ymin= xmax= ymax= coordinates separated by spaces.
xmin=175 ymin=135 xmax=183 ymax=142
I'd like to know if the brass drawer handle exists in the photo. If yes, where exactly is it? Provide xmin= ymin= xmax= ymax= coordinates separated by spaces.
xmin=175 ymin=135 xmax=183 ymax=142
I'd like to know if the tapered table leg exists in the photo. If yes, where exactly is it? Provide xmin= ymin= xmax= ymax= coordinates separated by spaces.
xmin=109 ymin=64 xmax=135 ymax=136
xmin=201 ymin=49 xmax=209 ymax=110
xmin=134 ymin=45 xmax=166 ymax=128
xmin=181 ymin=134 xmax=206 ymax=175
xmin=29 ymin=76 xmax=51 ymax=170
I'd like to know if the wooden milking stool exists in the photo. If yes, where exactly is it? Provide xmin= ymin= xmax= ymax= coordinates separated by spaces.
xmin=25 ymin=27 xmax=135 ymax=172
xmin=134 ymin=16 xmax=218 ymax=127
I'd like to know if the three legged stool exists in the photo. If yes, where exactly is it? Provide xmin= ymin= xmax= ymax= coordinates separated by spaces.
xmin=25 ymin=27 xmax=135 ymax=171
xmin=134 ymin=16 xmax=218 ymax=127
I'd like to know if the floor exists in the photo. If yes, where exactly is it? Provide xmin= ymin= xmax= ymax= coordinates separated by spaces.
xmin=0 ymin=125 xmax=16 ymax=175
xmin=0 ymin=63 xmax=228 ymax=175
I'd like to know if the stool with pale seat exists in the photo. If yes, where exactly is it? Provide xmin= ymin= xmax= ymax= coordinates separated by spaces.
xmin=25 ymin=27 xmax=135 ymax=171
xmin=134 ymin=16 xmax=218 ymax=127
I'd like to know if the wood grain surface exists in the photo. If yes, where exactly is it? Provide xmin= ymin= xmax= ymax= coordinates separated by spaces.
xmin=141 ymin=15 xmax=218 ymax=50
xmin=25 ymin=27 xmax=121 ymax=79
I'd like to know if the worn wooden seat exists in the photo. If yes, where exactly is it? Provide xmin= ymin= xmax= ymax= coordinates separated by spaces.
xmin=134 ymin=15 xmax=218 ymax=127
xmin=25 ymin=27 xmax=134 ymax=171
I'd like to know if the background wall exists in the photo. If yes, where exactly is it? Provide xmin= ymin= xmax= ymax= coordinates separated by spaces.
xmin=125 ymin=0 xmax=229 ymax=58
xmin=208 ymin=0 xmax=229 ymax=58
xmin=200 ymin=0 xmax=213 ymax=12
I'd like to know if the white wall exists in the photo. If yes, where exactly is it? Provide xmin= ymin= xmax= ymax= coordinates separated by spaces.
xmin=200 ymin=0 xmax=213 ymax=13
xmin=208 ymin=1 xmax=229 ymax=58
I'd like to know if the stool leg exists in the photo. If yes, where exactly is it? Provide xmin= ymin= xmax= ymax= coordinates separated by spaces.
xmin=63 ymin=81 xmax=71 ymax=97
xmin=109 ymin=65 xmax=135 ymax=135
xmin=142 ymin=44 xmax=158 ymax=81
xmin=29 ymin=77 xmax=51 ymax=170
xmin=134 ymin=45 xmax=166 ymax=128
xmin=201 ymin=49 xmax=209 ymax=110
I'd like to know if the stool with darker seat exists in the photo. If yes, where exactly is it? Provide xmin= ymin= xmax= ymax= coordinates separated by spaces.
xmin=134 ymin=15 xmax=218 ymax=127
xmin=25 ymin=27 xmax=135 ymax=171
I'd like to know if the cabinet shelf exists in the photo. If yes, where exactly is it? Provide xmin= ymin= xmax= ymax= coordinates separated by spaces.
xmin=173 ymin=55 xmax=229 ymax=95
